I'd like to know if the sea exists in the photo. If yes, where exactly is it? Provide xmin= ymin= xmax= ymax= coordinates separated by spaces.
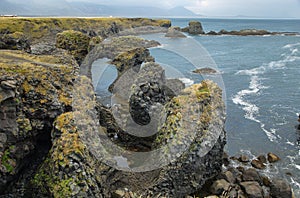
xmin=92 ymin=18 xmax=300 ymax=196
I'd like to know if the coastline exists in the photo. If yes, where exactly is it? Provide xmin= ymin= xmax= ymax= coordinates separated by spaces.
xmin=0 ymin=17 xmax=298 ymax=197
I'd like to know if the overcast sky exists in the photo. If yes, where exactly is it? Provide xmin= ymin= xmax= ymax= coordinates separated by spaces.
xmin=65 ymin=0 xmax=300 ymax=18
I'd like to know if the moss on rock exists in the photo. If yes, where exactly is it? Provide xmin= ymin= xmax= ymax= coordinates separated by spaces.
xmin=0 ymin=17 xmax=171 ymax=41
xmin=56 ymin=30 xmax=90 ymax=64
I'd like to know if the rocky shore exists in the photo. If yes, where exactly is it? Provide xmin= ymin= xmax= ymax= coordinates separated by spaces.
xmin=0 ymin=17 xmax=296 ymax=197
xmin=177 ymin=20 xmax=300 ymax=36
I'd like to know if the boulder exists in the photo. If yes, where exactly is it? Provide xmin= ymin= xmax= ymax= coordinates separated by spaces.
xmin=210 ymin=179 xmax=230 ymax=195
xmin=242 ymin=168 xmax=262 ymax=184
xmin=240 ymin=181 xmax=264 ymax=198
xmin=238 ymin=155 xmax=250 ymax=163
xmin=251 ymin=159 xmax=266 ymax=169
xmin=270 ymin=179 xmax=293 ymax=198
xmin=218 ymin=170 xmax=236 ymax=184
xmin=267 ymin=152 xmax=280 ymax=163
xmin=257 ymin=155 xmax=267 ymax=164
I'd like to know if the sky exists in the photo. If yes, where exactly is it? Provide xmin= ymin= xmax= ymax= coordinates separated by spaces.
xmin=65 ymin=0 xmax=300 ymax=18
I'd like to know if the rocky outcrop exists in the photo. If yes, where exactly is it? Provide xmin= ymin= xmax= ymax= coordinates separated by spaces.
xmin=0 ymin=50 xmax=77 ymax=196
xmin=0 ymin=32 xmax=31 ymax=52
xmin=80 ymin=36 xmax=160 ymax=78
xmin=165 ymin=26 xmax=187 ymax=38
xmin=108 ymin=47 xmax=154 ymax=92
xmin=193 ymin=67 xmax=218 ymax=74
xmin=206 ymin=28 xmax=300 ymax=36
xmin=0 ymin=17 xmax=170 ymax=64
xmin=56 ymin=30 xmax=91 ymax=64
xmin=29 ymin=60 xmax=226 ymax=197
xmin=218 ymin=29 xmax=271 ymax=36
xmin=182 ymin=21 xmax=205 ymax=35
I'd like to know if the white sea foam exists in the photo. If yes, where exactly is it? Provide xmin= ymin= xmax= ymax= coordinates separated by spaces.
xmin=286 ymin=141 xmax=295 ymax=146
xmin=236 ymin=66 xmax=265 ymax=75
xmin=233 ymin=42 xmax=300 ymax=142
xmin=179 ymin=78 xmax=194 ymax=86
xmin=232 ymin=75 xmax=263 ymax=123
xmin=283 ymin=42 xmax=300 ymax=49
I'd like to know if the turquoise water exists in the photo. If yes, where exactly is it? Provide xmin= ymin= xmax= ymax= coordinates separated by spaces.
xmin=93 ymin=18 xmax=300 ymax=195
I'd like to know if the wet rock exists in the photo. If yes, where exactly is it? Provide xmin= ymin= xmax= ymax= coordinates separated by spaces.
xmin=270 ymin=179 xmax=293 ymax=198
xmin=240 ymin=181 xmax=263 ymax=198
xmin=182 ymin=21 xmax=205 ymax=35
xmin=193 ymin=67 xmax=218 ymax=75
xmin=210 ymin=179 xmax=230 ymax=195
xmin=206 ymin=31 xmax=219 ymax=35
xmin=261 ymin=176 xmax=271 ymax=187
xmin=242 ymin=168 xmax=261 ymax=184
xmin=238 ymin=155 xmax=250 ymax=163
xmin=267 ymin=152 xmax=280 ymax=163
xmin=251 ymin=159 xmax=266 ymax=169
xmin=257 ymin=155 xmax=267 ymax=164
xmin=165 ymin=26 xmax=186 ymax=38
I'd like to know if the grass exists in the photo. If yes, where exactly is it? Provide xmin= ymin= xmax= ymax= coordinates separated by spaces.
xmin=0 ymin=17 xmax=171 ymax=40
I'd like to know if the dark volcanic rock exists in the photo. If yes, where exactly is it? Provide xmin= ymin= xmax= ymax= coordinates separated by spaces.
xmin=0 ymin=32 xmax=31 ymax=52
xmin=257 ymin=155 xmax=267 ymax=164
xmin=207 ymin=31 xmax=219 ymax=35
xmin=251 ymin=159 xmax=266 ymax=169
xmin=0 ymin=50 xmax=77 ymax=196
xmin=108 ymin=47 xmax=154 ymax=93
xmin=238 ymin=155 xmax=250 ymax=163
xmin=240 ymin=181 xmax=264 ymax=198
xmin=217 ymin=29 xmax=271 ymax=36
xmin=182 ymin=21 xmax=205 ymax=35
xmin=165 ymin=26 xmax=187 ymax=38
xmin=270 ymin=179 xmax=293 ymax=198
xmin=242 ymin=168 xmax=262 ymax=184
xmin=193 ymin=67 xmax=218 ymax=74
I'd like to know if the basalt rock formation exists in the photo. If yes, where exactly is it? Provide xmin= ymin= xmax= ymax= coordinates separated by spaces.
xmin=0 ymin=50 xmax=78 ymax=196
xmin=0 ymin=17 xmax=227 ymax=198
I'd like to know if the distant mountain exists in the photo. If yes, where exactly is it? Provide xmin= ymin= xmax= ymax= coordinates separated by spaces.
xmin=167 ymin=6 xmax=197 ymax=16
xmin=0 ymin=0 xmax=198 ymax=17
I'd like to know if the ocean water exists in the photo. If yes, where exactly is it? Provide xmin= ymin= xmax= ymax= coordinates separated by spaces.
xmin=92 ymin=18 xmax=300 ymax=195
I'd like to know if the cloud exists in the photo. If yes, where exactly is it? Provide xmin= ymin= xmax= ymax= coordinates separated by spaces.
xmin=187 ymin=0 xmax=300 ymax=17
xmin=66 ymin=0 xmax=198 ymax=8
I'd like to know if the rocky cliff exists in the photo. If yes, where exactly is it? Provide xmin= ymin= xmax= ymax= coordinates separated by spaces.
xmin=0 ymin=50 xmax=78 ymax=195
xmin=0 ymin=17 xmax=227 ymax=197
